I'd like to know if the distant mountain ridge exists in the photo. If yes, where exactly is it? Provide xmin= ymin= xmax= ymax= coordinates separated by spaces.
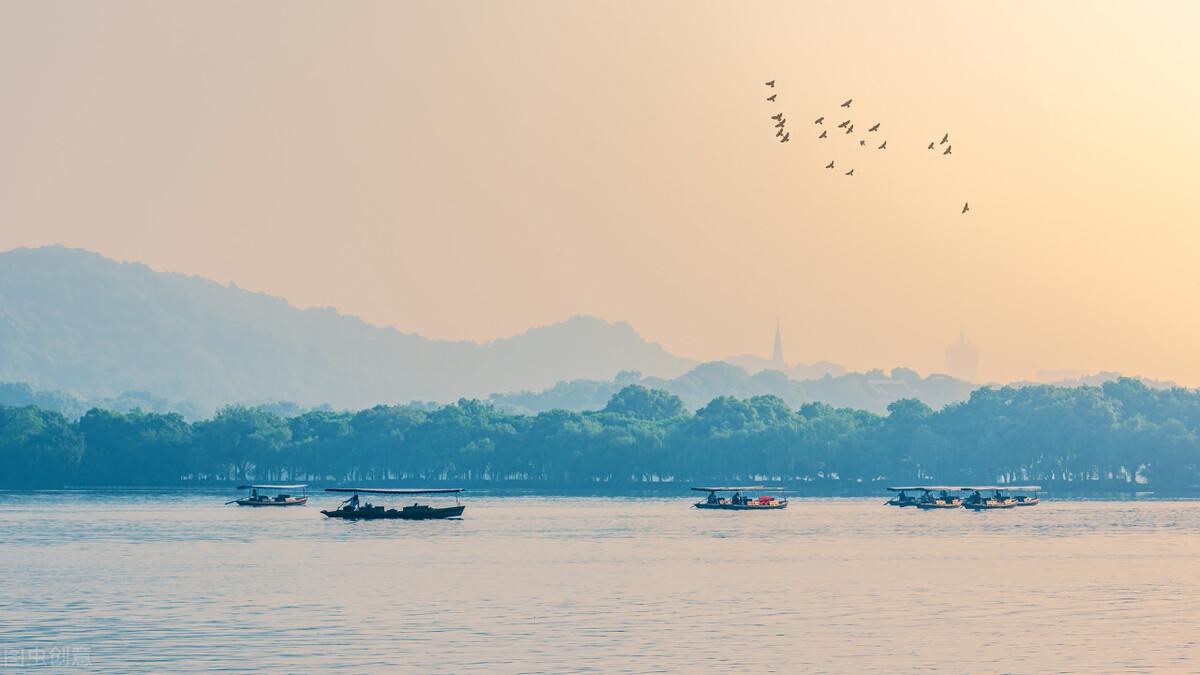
xmin=489 ymin=362 xmax=977 ymax=415
xmin=0 ymin=246 xmax=695 ymax=413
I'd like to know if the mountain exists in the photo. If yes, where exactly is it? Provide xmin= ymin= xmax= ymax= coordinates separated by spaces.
xmin=724 ymin=354 xmax=846 ymax=380
xmin=0 ymin=246 xmax=695 ymax=413
xmin=490 ymin=362 xmax=977 ymax=415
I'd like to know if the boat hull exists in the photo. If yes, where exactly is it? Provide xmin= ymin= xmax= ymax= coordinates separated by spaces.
xmin=321 ymin=504 xmax=465 ymax=520
xmin=236 ymin=497 xmax=308 ymax=506
xmin=695 ymin=501 xmax=788 ymax=510
xmin=963 ymin=501 xmax=1017 ymax=510
xmin=916 ymin=501 xmax=961 ymax=509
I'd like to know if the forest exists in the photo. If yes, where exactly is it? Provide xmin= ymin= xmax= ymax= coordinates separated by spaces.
xmin=2 ymin=379 xmax=1199 ymax=491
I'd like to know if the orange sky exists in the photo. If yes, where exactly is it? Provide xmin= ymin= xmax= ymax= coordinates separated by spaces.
xmin=2 ymin=1 xmax=1199 ymax=383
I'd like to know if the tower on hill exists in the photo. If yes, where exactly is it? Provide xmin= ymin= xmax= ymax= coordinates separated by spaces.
xmin=771 ymin=320 xmax=786 ymax=368
xmin=945 ymin=329 xmax=980 ymax=382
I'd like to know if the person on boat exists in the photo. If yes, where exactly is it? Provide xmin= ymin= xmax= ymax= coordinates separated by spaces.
xmin=731 ymin=491 xmax=742 ymax=505
xmin=342 ymin=494 xmax=360 ymax=511
xmin=706 ymin=492 xmax=720 ymax=504
xmin=250 ymin=488 xmax=259 ymax=500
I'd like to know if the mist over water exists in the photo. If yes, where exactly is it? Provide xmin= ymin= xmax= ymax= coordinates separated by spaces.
xmin=3 ymin=492 xmax=1198 ymax=673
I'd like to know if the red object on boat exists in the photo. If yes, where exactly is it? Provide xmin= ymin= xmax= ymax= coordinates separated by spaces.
xmin=758 ymin=496 xmax=773 ymax=503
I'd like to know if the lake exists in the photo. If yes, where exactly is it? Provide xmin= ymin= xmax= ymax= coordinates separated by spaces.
xmin=2 ymin=491 xmax=1198 ymax=673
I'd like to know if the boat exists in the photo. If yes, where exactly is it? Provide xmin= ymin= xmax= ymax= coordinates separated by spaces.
xmin=321 ymin=488 xmax=465 ymax=520
xmin=961 ymin=485 xmax=1040 ymax=510
xmin=884 ymin=486 xmax=923 ymax=507
xmin=914 ymin=487 xmax=963 ymax=509
xmin=1012 ymin=486 xmax=1041 ymax=507
xmin=692 ymin=486 xmax=788 ymax=510
xmin=227 ymin=484 xmax=308 ymax=506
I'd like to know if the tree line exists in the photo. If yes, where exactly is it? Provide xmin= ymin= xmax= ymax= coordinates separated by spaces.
xmin=2 ymin=379 xmax=1199 ymax=490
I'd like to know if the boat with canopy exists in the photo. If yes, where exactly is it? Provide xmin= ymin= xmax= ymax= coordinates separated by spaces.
xmin=227 ymin=484 xmax=308 ymax=507
xmin=913 ymin=486 xmax=963 ymax=509
xmin=961 ymin=486 xmax=1041 ymax=510
xmin=885 ymin=486 xmax=924 ymax=507
xmin=321 ymin=488 xmax=465 ymax=520
xmin=692 ymin=486 xmax=788 ymax=510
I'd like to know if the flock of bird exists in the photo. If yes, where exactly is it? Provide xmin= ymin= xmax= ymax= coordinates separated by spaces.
xmin=764 ymin=80 xmax=968 ymax=214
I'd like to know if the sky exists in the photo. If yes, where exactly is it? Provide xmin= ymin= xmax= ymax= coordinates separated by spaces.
xmin=2 ymin=0 xmax=1199 ymax=384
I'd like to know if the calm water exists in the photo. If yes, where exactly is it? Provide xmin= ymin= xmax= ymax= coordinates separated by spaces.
xmin=2 ymin=492 xmax=1199 ymax=673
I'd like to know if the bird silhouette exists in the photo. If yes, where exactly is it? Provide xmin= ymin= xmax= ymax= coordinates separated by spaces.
xmin=927 ymin=142 xmax=935 ymax=150
xmin=845 ymin=124 xmax=854 ymax=134
xmin=943 ymin=145 xmax=952 ymax=155
xmin=940 ymin=133 xmax=949 ymax=144
xmin=771 ymin=113 xmax=784 ymax=121
xmin=868 ymin=123 xmax=880 ymax=132
xmin=860 ymin=140 xmax=866 ymax=146
xmin=825 ymin=160 xmax=835 ymax=169
xmin=841 ymin=99 xmax=853 ymax=108
xmin=777 ymin=128 xmax=785 ymax=137
xmin=775 ymin=119 xmax=786 ymax=128
xmin=878 ymin=141 xmax=887 ymax=150
xmin=814 ymin=117 xmax=824 ymax=124
xmin=766 ymin=80 xmax=776 ymax=87
xmin=819 ymin=130 xmax=828 ymax=139
xmin=837 ymin=120 xmax=850 ymax=129
xmin=845 ymin=169 xmax=855 ymax=176
xmin=766 ymin=94 xmax=777 ymax=102
xmin=962 ymin=202 xmax=970 ymax=214
xmin=780 ymin=132 xmax=790 ymax=143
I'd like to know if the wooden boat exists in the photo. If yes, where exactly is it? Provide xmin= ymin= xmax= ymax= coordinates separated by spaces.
xmin=322 ymin=487 xmax=465 ymax=520
xmin=915 ymin=488 xmax=963 ymax=509
xmin=692 ymin=486 xmax=788 ymax=510
xmin=961 ymin=486 xmax=1040 ymax=510
xmin=884 ymin=486 xmax=924 ymax=507
xmin=228 ymin=484 xmax=308 ymax=507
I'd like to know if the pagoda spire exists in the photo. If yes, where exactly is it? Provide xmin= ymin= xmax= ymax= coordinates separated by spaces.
xmin=772 ymin=320 xmax=785 ymax=367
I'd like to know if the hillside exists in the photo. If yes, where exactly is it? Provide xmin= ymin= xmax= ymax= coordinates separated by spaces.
xmin=489 ymin=362 xmax=977 ymax=415
xmin=0 ymin=247 xmax=695 ymax=413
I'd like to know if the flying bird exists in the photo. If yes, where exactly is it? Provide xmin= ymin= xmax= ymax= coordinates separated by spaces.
xmin=940 ymin=133 xmax=949 ymax=144
xmin=780 ymin=132 xmax=790 ymax=143
xmin=860 ymin=140 xmax=866 ymax=146
xmin=814 ymin=117 xmax=824 ymax=124
xmin=845 ymin=124 xmax=854 ymax=134
xmin=837 ymin=120 xmax=850 ymax=129
xmin=841 ymin=99 xmax=853 ymax=108
xmin=962 ymin=202 xmax=970 ymax=214
xmin=771 ymin=113 xmax=784 ymax=121
xmin=775 ymin=119 xmax=786 ymax=128
xmin=765 ymin=80 xmax=775 ymax=87
xmin=819 ymin=130 xmax=828 ymax=139
xmin=767 ymin=94 xmax=777 ymax=102
xmin=927 ymin=142 xmax=935 ymax=150
xmin=845 ymin=169 xmax=855 ymax=176
xmin=943 ymin=145 xmax=952 ymax=155
xmin=777 ymin=128 xmax=785 ymax=137
xmin=878 ymin=141 xmax=887 ymax=150
xmin=825 ymin=160 xmax=835 ymax=169
xmin=868 ymin=123 xmax=880 ymax=132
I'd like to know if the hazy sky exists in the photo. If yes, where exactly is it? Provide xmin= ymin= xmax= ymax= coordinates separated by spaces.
xmin=3 ymin=1 xmax=1199 ymax=384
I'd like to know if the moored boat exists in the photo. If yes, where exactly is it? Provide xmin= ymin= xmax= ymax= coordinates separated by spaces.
xmin=692 ymin=486 xmax=788 ymax=510
xmin=227 ymin=484 xmax=308 ymax=507
xmin=321 ymin=487 xmax=465 ymax=520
